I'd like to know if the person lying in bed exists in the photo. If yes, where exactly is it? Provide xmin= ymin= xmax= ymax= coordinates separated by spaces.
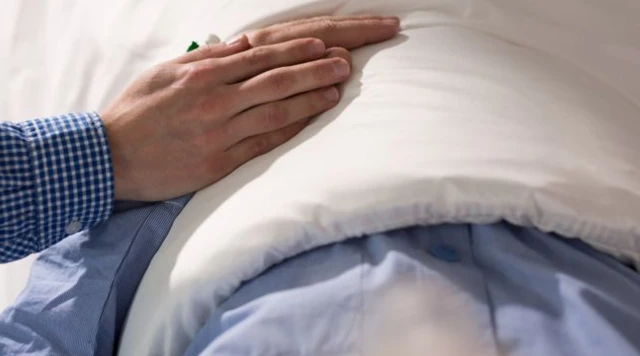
xmin=2 ymin=14 xmax=640 ymax=356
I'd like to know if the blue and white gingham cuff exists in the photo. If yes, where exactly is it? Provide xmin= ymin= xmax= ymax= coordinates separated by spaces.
xmin=20 ymin=112 xmax=115 ymax=251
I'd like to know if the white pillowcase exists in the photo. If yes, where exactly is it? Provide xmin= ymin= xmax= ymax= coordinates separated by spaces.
xmin=120 ymin=0 xmax=640 ymax=355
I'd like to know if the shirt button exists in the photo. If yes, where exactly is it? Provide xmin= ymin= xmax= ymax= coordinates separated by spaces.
xmin=429 ymin=245 xmax=460 ymax=263
xmin=65 ymin=220 xmax=82 ymax=235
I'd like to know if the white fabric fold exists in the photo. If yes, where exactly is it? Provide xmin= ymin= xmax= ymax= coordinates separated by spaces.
xmin=119 ymin=0 xmax=640 ymax=355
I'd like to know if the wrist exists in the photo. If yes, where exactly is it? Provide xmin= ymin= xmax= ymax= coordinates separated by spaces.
xmin=101 ymin=109 xmax=136 ymax=201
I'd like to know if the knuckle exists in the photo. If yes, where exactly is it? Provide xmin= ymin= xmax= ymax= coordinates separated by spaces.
xmin=263 ymin=103 xmax=289 ymax=127
xmin=146 ymin=64 xmax=166 ymax=79
xmin=300 ymin=38 xmax=319 ymax=47
xmin=182 ymin=66 xmax=201 ymax=83
xmin=266 ymin=71 xmax=295 ymax=93
xmin=297 ymin=38 xmax=322 ymax=54
xmin=183 ymin=62 xmax=213 ymax=84
xmin=141 ymin=65 xmax=175 ymax=91
xmin=248 ymin=29 xmax=271 ymax=46
xmin=319 ymin=19 xmax=338 ymax=31
xmin=246 ymin=47 xmax=273 ymax=68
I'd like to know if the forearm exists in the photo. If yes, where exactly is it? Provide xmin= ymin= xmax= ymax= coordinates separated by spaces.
xmin=0 ymin=113 xmax=114 ymax=263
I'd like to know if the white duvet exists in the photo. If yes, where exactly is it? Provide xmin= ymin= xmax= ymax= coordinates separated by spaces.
xmin=116 ymin=0 xmax=640 ymax=355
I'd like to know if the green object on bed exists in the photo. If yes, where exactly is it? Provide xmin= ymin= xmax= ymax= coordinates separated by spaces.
xmin=187 ymin=41 xmax=200 ymax=52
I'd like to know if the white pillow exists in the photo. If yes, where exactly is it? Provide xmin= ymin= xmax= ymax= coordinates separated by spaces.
xmin=120 ymin=0 xmax=640 ymax=355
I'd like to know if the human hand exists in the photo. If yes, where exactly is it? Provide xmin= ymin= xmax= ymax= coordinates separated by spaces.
xmin=243 ymin=15 xmax=401 ymax=49
xmin=102 ymin=16 xmax=399 ymax=202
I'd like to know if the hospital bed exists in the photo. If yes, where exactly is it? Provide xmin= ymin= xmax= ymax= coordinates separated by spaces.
xmin=2 ymin=0 xmax=640 ymax=355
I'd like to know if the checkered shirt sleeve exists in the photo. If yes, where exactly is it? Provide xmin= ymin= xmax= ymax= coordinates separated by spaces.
xmin=0 ymin=112 xmax=115 ymax=263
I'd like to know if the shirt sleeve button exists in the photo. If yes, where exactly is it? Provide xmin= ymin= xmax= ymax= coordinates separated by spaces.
xmin=428 ymin=245 xmax=460 ymax=263
xmin=65 ymin=220 xmax=82 ymax=235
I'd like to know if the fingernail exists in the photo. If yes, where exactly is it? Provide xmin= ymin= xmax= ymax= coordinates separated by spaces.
xmin=333 ymin=60 xmax=350 ymax=77
xmin=225 ymin=34 xmax=245 ymax=46
xmin=324 ymin=87 xmax=340 ymax=102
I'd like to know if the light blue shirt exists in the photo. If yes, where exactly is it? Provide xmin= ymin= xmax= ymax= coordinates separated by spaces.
xmin=1 ymin=198 xmax=639 ymax=355
xmin=185 ymin=224 xmax=640 ymax=356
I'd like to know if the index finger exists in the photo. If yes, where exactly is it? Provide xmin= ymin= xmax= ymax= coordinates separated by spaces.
xmin=265 ymin=15 xmax=387 ymax=30
xmin=246 ymin=16 xmax=400 ymax=50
